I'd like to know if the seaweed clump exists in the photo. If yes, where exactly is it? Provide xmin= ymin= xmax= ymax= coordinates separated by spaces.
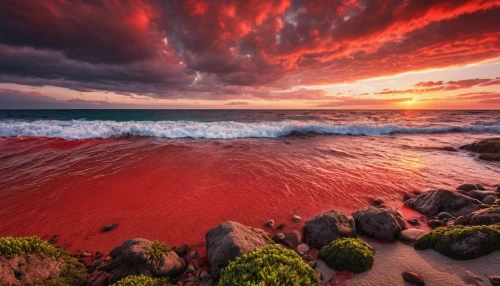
xmin=111 ymin=274 xmax=172 ymax=286
xmin=144 ymin=240 xmax=171 ymax=260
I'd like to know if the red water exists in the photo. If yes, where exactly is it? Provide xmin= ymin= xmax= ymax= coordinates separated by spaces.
xmin=0 ymin=134 xmax=498 ymax=255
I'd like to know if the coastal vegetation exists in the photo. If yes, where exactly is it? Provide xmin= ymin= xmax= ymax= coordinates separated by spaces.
xmin=318 ymin=238 xmax=374 ymax=273
xmin=145 ymin=240 xmax=171 ymax=260
xmin=110 ymin=274 xmax=171 ymax=286
xmin=218 ymin=244 xmax=319 ymax=286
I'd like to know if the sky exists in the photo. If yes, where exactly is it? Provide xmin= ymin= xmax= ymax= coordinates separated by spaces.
xmin=0 ymin=0 xmax=499 ymax=109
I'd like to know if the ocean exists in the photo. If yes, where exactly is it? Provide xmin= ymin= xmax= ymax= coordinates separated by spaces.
xmin=0 ymin=109 xmax=499 ymax=254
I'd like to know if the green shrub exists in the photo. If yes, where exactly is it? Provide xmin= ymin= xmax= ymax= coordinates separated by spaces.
xmin=145 ymin=240 xmax=171 ymax=260
xmin=111 ymin=274 xmax=171 ymax=286
xmin=0 ymin=236 xmax=87 ymax=286
xmin=414 ymin=225 xmax=500 ymax=260
xmin=318 ymin=238 xmax=374 ymax=273
xmin=218 ymin=244 xmax=319 ymax=286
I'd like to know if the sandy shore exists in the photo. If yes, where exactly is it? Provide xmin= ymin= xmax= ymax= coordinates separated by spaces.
xmin=319 ymin=239 xmax=500 ymax=285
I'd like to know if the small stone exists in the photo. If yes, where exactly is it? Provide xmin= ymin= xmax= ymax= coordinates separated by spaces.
xmin=476 ymin=184 xmax=486 ymax=190
xmin=428 ymin=219 xmax=444 ymax=228
xmin=483 ymin=195 xmax=497 ymax=205
xmin=407 ymin=218 xmax=420 ymax=225
xmin=104 ymin=255 xmax=111 ymax=262
xmin=400 ymin=229 xmax=426 ymax=241
xmin=186 ymin=263 xmax=195 ymax=273
xmin=80 ymin=251 xmax=92 ymax=257
xmin=266 ymin=220 xmax=275 ymax=227
xmin=292 ymin=215 xmax=301 ymax=222
xmin=307 ymin=260 xmax=317 ymax=269
xmin=199 ymin=271 xmax=211 ymax=282
xmin=445 ymin=220 xmax=454 ymax=227
xmin=302 ymin=253 xmax=314 ymax=262
xmin=272 ymin=233 xmax=286 ymax=243
xmin=296 ymin=243 xmax=309 ymax=256
xmin=454 ymin=216 xmax=468 ymax=225
xmin=490 ymin=275 xmax=500 ymax=286
xmin=480 ymin=203 xmax=491 ymax=209
xmin=94 ymin=251 xmax=104 ymax=258
xmin=437 ymin=212 xmax=453 ymax=220
xmin=442 ymin=218 xmax=452 ymax=224
xmin=190 ymin=251 xmax=198 ymax=258
xmin=91 ymin=259 xmax=102 ymax=268
xmin=282 ymin=230 xmax=301 ymax=249
xmin=174 ymin=244 xmax=190 ymax=257
xmin=371 ymin=198 xmax=385 ymax=206
xmin=403 ymin=270 xmax=425 ymax=286
xmin=101 ymin=223 xmax=118 ymax=232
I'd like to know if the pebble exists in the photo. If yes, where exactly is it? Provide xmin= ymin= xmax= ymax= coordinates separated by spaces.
xmin=407 ymin=217 xmax=420 ymax=225
xmin=101 ymin=223 xmax=118 ymax=232
xmin=266 ymin=220 xmax=275 ymax=227
xmin=296 ymin=243 xmax=310 ymax=256
xmin=272 ymin=233 xmax=286 ymax=243
xmin=174 ymin=244 xmax=190 ymax=257
xmin=277 ymin=223 xmax=286 ymax=229
xmin=402 ymin=270 xmax=425 ymax=286
xmin=190 ymin=251 xmax=198 ymax=258
xmin=91 ymin=259 xmax=102 ymax=268
xmin=428 ymin=219 xmax=444 ymax=228
xmin=292 ymin=215 xmax=301 ymax=222
xmin=483 ymin=195 xmax=497 ymax=205
xmin=437 ymin=212 xmax=453 ymax=220
xmin=454 ymin=216 xmax=468 ymax=225
xmin=80 ymin=251 xmax=92 ymax=257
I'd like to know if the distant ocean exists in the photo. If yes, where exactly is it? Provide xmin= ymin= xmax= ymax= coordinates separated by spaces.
xmin=0 ymin=109 xmax=499 ymax=139
xmin=0 ymin=109 xmax=499 ymax=254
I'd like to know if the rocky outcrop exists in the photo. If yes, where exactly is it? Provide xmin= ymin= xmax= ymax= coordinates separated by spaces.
xmin=205 ymin=221 xmax=273 ymax=280
xmin=466 ymin=207 xmax=500 ymax=225
xmin=352 ymin=206 xmax=406 ymax=240
xmin=0 ymin=253 xmax=65 ymax=285
xmin=303 ymin=210 xmax=356 ymax=248
xmin=104 ymin=238 xmax=186 ymax=283
xmin=460 ymin=138 xmax=500 ymax=161
xmin=404 ymin=189 xmax=481 ymax=217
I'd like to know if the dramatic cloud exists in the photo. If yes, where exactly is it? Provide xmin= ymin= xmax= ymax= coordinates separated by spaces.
xmin=0 ymin=0 xmax=499 ymax=102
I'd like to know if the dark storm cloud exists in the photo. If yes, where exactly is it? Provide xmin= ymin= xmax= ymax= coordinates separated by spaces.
xmin=0 ymin=0 xmax=499 ymax=101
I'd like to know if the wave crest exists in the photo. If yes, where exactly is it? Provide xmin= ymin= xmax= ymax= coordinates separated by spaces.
xmin=0 ymin=120 xmax=499 ymax=140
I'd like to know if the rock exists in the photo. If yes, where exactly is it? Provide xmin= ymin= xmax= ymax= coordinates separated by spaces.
xmin=404 ymin=189 xmax=481 ymax=217
xmin=272 ymin=233 xmax=286 ymax=243
xmin=402 ymin=270 xmax=425 ymax=286
xmin=106 ymin=238 xmax=186 ymax=283
xmin=456 ymin=184 xmax=478 ymax=192
xmin=303 ymin=209 xmax=357 ymax=248
xmin=407 ymin=217 xmax=420 ymax=226
xmin=483 ymin=195 xmax=497 ymax=205
xmin=371 ymin=198 xmax=384 ymax=206
xmin=466 ymin=207 xmax=500 ymax=225
xmin=266 ymin=220 xmax=275 ymax=227
xmin=490 ymin=276 xmax=500 ymax=286
xmin=80 ymin=251 xmax=92 ymax=257
xmin=190 ymin=251 xmax=198 ymax=258
xmin=403 ymin=192 xmax=414 ymax=201
xmin=296 ymin=243 xmax=309 ymax=256
xmin=174 ymin=244 xmax=190 ymax=257
xmin=460 ymin=138 xmax=500 ymax=155
xmin=480 ymin=203 xmax=491 ymax=209
xmin=469 ymin=190 xmax=497 ymax=200
xmin=91 ymin=259 xmax=102 ymax=268
xmin=400 ymin=229 xmax=426 ymax=241
xmin=442 ymin=218 xmax=452 ymax=225
xmin=101 ymin=223 xmax=118 ymax=233
xmin=205 ymin=221 xmax=273 ymax=280
xmin=454 ymin=216 xmax=468 ymax=225
xmin=445 ymin=220 xmax=455 ymax=227
xmin=277 ymin=223 xmax=285 ymax=230
xmin=0 ymin=253 xmax=67 ymax=285
xmin=428 ymin=219 xmax=444 ymax=228
xmin=281 ymin=230 xmax=301 ymax=249
xmin=443 ymin=146 xmax=458 ymax=152
xmin=437 ymin=212 xmax=453 ymax=220
xmin=476 ymin=184 xmax=486 ymax=190
xmin=292 ymin=215 xmax=302 ymax=222
xmin=352 ymin=206 xmax=406 ymax=240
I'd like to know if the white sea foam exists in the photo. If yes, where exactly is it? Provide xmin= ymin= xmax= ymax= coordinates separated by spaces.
xmin=0 ymin=120 xmax=499 ymax=140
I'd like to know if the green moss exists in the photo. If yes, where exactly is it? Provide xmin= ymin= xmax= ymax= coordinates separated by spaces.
xmin=110 ymin=274 xmax=171 ymax=286
xmin=318 ymin=238 xmax=374 ymax=273
xmin=0 ymin=236 xmax=87 ymax=286
xmin=218 ymin=244 xmax=319 ymax=286
xmin=144 ymin=240 xmax=171 ymax=260
xmin=414 ymin=225 xmax=500 ymax=260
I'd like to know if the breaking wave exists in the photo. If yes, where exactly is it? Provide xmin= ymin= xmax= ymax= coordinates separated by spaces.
xmin=0 ymin=120 xmax=499 ymax=140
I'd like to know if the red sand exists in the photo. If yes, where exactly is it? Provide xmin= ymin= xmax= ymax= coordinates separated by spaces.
xmin=0 ymin=135 xmax=492 ymax=254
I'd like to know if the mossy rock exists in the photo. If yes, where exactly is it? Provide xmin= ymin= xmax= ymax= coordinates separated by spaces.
xmin=414 ymin=225 xmax=500 ymax=260
xmin=318 ymin=238 xmax=374 ymax=273
xmin=218 ymin=244 xmax=319 ymax=286
xmin=0 ymin=236 xmax=88 ymax=285
xmin=110 ymin=274 xmax=172 ymax=286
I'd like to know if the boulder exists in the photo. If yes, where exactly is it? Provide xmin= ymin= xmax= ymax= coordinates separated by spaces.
xmin=205 ymin=221 xmax=273 ymax=280
xmin=352 ymin=206 xmax=406 ymax=240
xmin=483 ymin=195 xmax=497 ymax=205
xmin=404 ymin=189 xmax=481 ymax=217
xmin=468 ymin=190 xmax=497 ymax=201
xmin=456 ymin=184 xmax=478 ymax=192
xmin=105 ymin=238 xmax=186 ymax=283
xmin=460 ymin=138 xmax=500 ymax=153
xmin=467 ymin=207 xmax=500 ymax=225
xmin=0 ymin=253 xmax=66 ymax=285
xmin=399 ymin=229 xmax=426 ymax=241
xmin=303 ymin=210 xmax=357 ymax=248
xmin=281 ymin=230 xmax=302 ymax=249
